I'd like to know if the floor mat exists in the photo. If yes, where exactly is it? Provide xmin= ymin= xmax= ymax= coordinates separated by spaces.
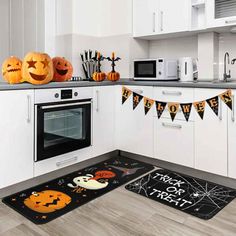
xmin=3 ymin=156 xmax=154 ymax=224
xmin=125 ymin=168 xmax=236 ymax=220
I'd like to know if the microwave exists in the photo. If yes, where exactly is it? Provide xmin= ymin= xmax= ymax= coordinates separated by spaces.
xmin=134 ymin=58 xmax=178 ymax=81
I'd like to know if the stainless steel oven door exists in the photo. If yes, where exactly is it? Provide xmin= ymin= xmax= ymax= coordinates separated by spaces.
xmin=35 ymin=99 xmax=91 ymax=162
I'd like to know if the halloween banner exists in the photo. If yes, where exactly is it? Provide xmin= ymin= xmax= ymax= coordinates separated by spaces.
xmin=168 ymin=103 xmax=180 ymax=121
xmin=133 ymin=92 xmax=143 ymax=110
xmin=155 ymin=101 xmax=167 ymax=119
xmin=121 ymin=87 xmax=233 ymax=122
xmin=144 ymin=97 xmax=155 ymax=115
xmin=180 ymin=103 xmax=192 ymax=122
xmin=193 ymin=101 xmax=206 ymax=120
xmin=122 ymin=86 xmax=132 ymax=104
xmin=220 ymin=89 xmax=232 ymax=110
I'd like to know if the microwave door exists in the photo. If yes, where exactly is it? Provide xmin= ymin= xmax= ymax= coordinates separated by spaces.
xmin=134 ymin=60 xmax=156 ymax=80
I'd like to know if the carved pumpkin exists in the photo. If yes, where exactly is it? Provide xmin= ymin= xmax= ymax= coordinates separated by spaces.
xmin=24 ymin=190 xmax=71 ymax=213
xmin=93 ymin=72 xmax=106 ymax=82
xmin=52 ymin=57 xmax=73 ymax=82
xmin=2 ymin=56 xmax=22 ymax=84
xmin=107 ymin=71 xmax=120 ymax=82
xmin=22 ymin=52 xmax=53 ymax=85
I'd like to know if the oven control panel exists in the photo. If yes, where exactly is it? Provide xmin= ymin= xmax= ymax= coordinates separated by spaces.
xmin=35 ymin=87 xmax=93 ymax=104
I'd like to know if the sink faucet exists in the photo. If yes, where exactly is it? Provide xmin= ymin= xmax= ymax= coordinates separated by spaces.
xmin=223 ymin=52 xmax=231 ymax=81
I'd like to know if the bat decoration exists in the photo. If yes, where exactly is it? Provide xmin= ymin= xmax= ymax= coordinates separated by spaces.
xmin=106 ymin=52 xmax=121 ymax=81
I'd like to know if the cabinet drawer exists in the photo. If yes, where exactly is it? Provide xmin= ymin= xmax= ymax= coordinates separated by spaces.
xmin=153 ymin=87 xmax=194 ymax=121
xmin=34 ymin=147 xmax=92 ymax=177
xmin=154 ymin=118 xmax=194 ymax=168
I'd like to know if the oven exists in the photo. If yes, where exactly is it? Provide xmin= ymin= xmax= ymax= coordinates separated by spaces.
xmin=34 ymin=88 xmax=92 ymax=162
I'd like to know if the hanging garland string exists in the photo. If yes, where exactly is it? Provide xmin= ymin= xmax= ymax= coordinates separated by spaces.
xmin=122 ymin=86 xmax=233 ymax=122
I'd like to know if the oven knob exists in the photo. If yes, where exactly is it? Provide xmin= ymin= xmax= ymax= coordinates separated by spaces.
xmin=159 ymin=71 xmax=162 ymax=75
xmin=55 ymin=93 xmax=59 ymax=98
xmin=74 ymin=92 xmax=78 ymax=97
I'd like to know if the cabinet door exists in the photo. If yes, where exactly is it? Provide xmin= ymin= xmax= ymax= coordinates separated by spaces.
xmin=159 ymin=0 xmax=190 ymax=34
xmin=116 ymin=86 xmax=154 ymax=157
xmin=228 ymin=90 xmax=236 ymax=179
xmin=194 ymin=89 xmax=227 ymax=176
xmin=133 ymin=0 xmax=159 ymax=37
xmin=154 ymin=118 xmax=194 ymax=168
xmin=206 ymin=0 xmax=236 ymax=28
xmin=0 ymin=90 xmax=34 ymax=189
xmin=93 ymin=86 xmax=115 ymax=157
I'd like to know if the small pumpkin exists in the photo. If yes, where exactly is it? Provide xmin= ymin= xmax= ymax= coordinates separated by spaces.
xmin=106 ymin=52 xmax=121 ymax=82
xmin=52 ymin=57 xmax=73 ymax=82
xmin=24 ymin=190 xmax=71 ymax=213
xmin=2 ymin=56 xmax=22 ymax=84
xmin=22 ymin=52 xmax=54 ymax=85
xmin=93 ymin=72 xmax=106 ymax=82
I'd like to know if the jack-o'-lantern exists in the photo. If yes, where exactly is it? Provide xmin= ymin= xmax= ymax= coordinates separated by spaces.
xmin=106 ymin=52 xmax=121 ymax=82
xmin=52 ymin=57 xmax=73 ymax=82
xmin=24 ymin=190 xmax=71 ymax=213
xmin=2 ymin=56 xmax=22 ymax=84
xmin=22 ymin=52 xmax=53 ymax=85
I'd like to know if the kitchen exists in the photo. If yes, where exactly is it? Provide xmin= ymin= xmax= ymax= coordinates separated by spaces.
xmin=1 ymin=0 xmax=236 ymax=235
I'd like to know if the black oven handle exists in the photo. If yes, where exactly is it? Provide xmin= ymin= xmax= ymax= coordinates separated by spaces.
xmin=39 ymin=101 xmax=91 ymax=110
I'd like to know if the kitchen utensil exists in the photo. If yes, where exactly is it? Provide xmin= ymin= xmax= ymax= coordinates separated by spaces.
xmin=179 ymin=57 xmax=198 ymax=82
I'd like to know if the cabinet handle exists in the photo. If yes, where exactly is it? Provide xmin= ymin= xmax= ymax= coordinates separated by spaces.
xmin=153 ymin=12 xmax=156 ymax=32
xmin=219 ymin=99 xmax=223 ymax=121
xmin=162 ymin=122 xmax=182 ymax=129
xmin=56 ymin=156 xmax=78 ymax=167
xmin=27 ymin=95 xmax=31 ymax=123
xmin=96 ymin=90 xmax=99 ymax=112
xmin=162 ymin=90 xmax=182 ymax=96
xmin=133 ymin=89 xmax=143 ymax=94
xmin=232 ymin=94 xmax=235 ymax=122
xmin=160 ymin=11 xmax=164 ymax=31
xmin=225 ymin=20 xmax=236 ymax=24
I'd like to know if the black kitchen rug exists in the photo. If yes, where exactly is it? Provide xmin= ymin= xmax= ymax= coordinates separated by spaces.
xmin=125 ymin=168 xmax=236 ymax=220
xmin=2 ymin=156 xmax=154 ymax=224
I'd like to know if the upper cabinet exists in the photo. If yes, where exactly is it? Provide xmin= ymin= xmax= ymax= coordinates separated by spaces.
xmin=133 ymin=0 xmax=190 ymax=37
xmin=206 ymin=0 xmax=236 ymax=28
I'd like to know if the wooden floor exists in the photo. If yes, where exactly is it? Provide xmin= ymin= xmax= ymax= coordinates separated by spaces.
xmin=1 ymin=174 xmax=236 ymax=236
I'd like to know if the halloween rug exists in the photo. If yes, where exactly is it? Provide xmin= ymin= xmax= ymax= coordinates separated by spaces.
xmin=125 ymin=169 xmax=236 ymax=220
xmin=2 ymin=156 xmax=154 ymax=224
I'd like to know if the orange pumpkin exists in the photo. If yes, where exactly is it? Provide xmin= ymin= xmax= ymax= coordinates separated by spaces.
xmin=24 ymin=190 xmax=71 ymax=213
xmin=22 ymin=52 xmax=53 ymax=85
xmin=93 ymin=72 xmax=106 ymax=82
xmin=52 ymin=57 xmax=73 ymax=82
xmin=2 ymin=56 xmax=22 ymax=84
xmin=107 ymin=71 xmax=120 ymax=82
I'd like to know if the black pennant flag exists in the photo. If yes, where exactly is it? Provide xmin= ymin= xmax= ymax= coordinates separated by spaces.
xmin=193 ymin=101 xmax=205 ymax=120
xmin=144 ymin=97 xmax=154 ymax=115
xmin=180 ymin=103 xmax=192 ymax=122
xmin=122 ymin=86 xmax=132 ymax=104
xmin=133 ymin=92 xmax=143 ymax=110
xmin=155 ymin=101 xmax=167 ymax=119
xmin=168 ymin=103 xmax=179 ymax=121
xmin=220 ymin=89 xmax=232 ymax=110
xmin=206 ymin=96 xmax=219 ymax=116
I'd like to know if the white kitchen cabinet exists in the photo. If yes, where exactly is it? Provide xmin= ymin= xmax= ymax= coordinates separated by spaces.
xmin=133 ymin=0 xmax=190 ymax=37
xmin=206 ymin=0 xmax=236 ymax=28
xmin=228 ymin=90 xmax=236 ymax=179
xmin=194 ymin=88 xmax=228 ymax=176
xmin=154 ymin=118 xmax=194 ymax=168
xmin=0 ymin=90 xmax=34 ymax=189
xmin=133 ymin=0 xmax=159 ymax=37
xmin=92 ymin=86 xmax=115 ymax=157
xmin=115 ymin=85 xmax=154 ymax=157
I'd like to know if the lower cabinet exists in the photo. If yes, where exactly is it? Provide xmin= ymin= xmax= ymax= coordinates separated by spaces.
xmin=0 ymin=90 xmax=34 ymax=189
xmin=194 ymin=89 xmax=228 ymax=177
xmin=116 ymin=85 xmax=154 ymax=157
xmin=154 ymin=118 xmax=194 ymax=168
xmin=92 ymin=86 xmax=115 ymax=157
xmin=228 ymin=90 xmax=236 ymax=179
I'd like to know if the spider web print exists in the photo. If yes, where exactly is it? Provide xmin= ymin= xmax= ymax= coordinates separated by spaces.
xmin=125 ymin=169 xmax=236 ymax=220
